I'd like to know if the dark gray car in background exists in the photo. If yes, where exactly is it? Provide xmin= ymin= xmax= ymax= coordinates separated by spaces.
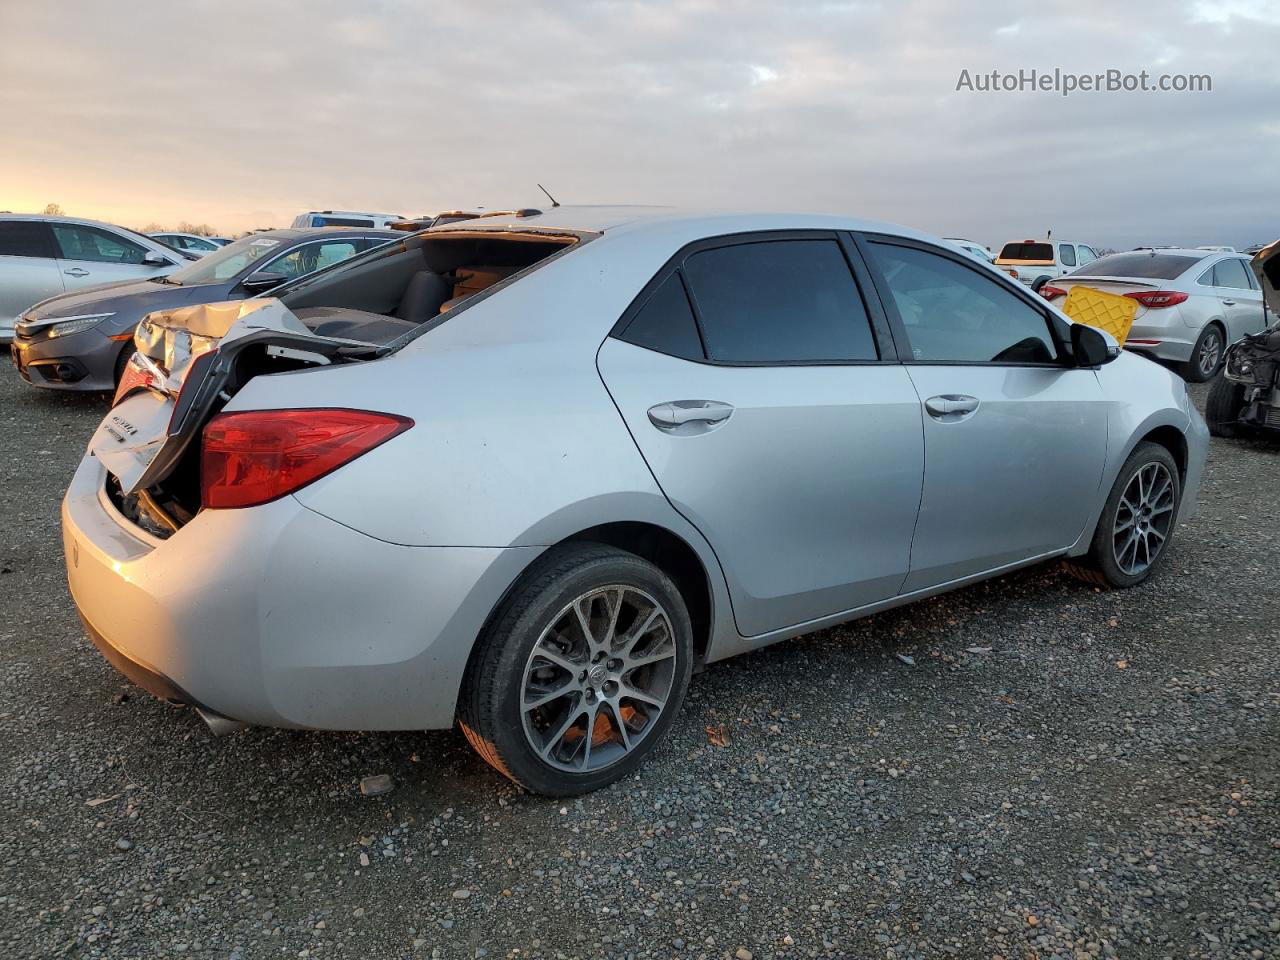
xmin=10 ymin=227 xmax=399 ymax=391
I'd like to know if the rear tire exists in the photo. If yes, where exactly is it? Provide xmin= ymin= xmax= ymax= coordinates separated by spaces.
xmin=1205 ymin=374 xmax=1244 ymax=438
xmin=1031 ymin=276 xmax=1050 ymax=293
xmin=1181 ymin=324 xmax=1226 ymax=383
xmin=458 ymin=543 xmax=693 ymax=796
xmin=1063 ymin=441 xmax=1181 ymax=589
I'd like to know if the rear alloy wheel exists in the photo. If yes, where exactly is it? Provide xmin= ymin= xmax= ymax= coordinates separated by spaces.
xmin=458 ymin=543 xmax=692 ymax=795
xmin=1064 ymin=441 xmax=1181 ymax=589
xmin=1182 ymin=324 xmax=1225 ymax=383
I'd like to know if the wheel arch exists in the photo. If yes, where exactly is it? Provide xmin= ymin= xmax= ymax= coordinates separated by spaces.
xmin=557 ymin=521 xmax=715 ymax=667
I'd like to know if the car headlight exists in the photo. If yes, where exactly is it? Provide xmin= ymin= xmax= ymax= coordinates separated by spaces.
xmin=23 ymin=312 xmax=116 ymax=339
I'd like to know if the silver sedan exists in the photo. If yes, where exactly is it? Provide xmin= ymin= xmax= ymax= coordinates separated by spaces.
xmin=1042 ymin=248 xmax=1268 ymax=382
xmin=62 ymin=208 xmax=1208 ymax=795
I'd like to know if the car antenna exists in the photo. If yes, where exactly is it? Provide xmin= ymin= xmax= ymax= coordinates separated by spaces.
xmin=537 ymin=183 xmax=561 ymax=208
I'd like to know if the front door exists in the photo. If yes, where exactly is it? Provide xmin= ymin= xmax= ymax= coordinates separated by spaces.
xmin=861 ymin=235 xmax=1109 ymax=591
xmin=597 ymin=233 xmax=924 ymax=637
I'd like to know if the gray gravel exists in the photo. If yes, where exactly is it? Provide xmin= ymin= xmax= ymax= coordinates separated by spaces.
xmin=1 ymin=370 xmax=1277 ymax=960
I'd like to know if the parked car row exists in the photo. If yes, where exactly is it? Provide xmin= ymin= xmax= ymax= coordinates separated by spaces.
xmin=1 ymin=214 xmax=198 ymax=342
xmin=60 ymin=205 xmax=1212 ymax=796
xmin=11 ymin=227 xmax=398 ymax=389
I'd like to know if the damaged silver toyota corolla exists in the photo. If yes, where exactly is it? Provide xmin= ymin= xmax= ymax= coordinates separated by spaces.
xmin=64 ymin=207 xmax=1208 ymax=795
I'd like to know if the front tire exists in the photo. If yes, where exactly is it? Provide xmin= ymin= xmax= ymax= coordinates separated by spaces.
xmin=1064 ymin=442 xmax=1181 ymax=589
xmin=1181 ymin=324 xmax=1226 ymax=383
xmin=1205 ymin=374 xmax=1244 ymax=438
xmin=458 ymin=543 xmax=693 ymax=796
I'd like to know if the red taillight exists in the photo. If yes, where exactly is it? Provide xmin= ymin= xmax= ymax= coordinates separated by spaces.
xmin=112 ymin=352 xmax=157 ymax=406
xmin=201 ymin=408 xmax=413 ymax=510
xmin=1040 ymin=284 xmax=1068 ymax=301
xmin=1124 ymin=290 xmax=1189 ymax=308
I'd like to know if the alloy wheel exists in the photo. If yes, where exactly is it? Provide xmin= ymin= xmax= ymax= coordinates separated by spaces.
xmin=1197 ymin=329 xmax=1223 ymax=379
xmin=520 ymin=585 xmax=677 ymax=773
xmin=1112 ymin=461 xmax=1176 ymax=576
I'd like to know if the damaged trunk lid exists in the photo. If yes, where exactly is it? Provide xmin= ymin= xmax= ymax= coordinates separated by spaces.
xmin=91 ymin=298 xmax=380 ymax=500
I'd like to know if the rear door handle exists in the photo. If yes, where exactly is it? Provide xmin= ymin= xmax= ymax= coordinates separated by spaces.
xmin=64 ymin=268 xmax=89 ymax=277
xmin=924 ymin=394 xmax=979 ymax=418
xmin=1220 ymin=298 xmax=1236 ymax=306
xmin=647 ymin=400 xmax=734 ymax=431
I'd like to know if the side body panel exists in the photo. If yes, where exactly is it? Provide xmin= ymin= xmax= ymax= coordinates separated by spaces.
xmin=597 ymin=337 xmax=924 ymax=636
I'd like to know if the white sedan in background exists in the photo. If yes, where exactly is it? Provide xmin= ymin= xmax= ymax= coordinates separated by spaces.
xmin=944 ymin=237 xmax=995 ymax=264
xmin=1041 ymin=248 xmax=1267 ymax=381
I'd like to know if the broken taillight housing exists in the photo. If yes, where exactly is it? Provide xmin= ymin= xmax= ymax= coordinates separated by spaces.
xmin=201 ymin=408 xmax=414 ymax=509
xmin=1039 ymin=284 xmax=1068 ymax=301
xmin=112 ymin=352 xmax=159 ymax=406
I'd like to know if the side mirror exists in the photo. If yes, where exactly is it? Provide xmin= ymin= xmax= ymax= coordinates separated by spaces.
xmin=241 ymin=270 xmax=286 ymax=293
xmin=1071 ymin=323 xmax=1119 ymax=366
xmin=143 ymin=250 xmax=173 ymax=266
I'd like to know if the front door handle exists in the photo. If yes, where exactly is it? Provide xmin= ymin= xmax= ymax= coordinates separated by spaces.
xmin=1221 ymin=298 xmax=1236 ymax=306
xmin=924 ymin=394 xmax=980 ymax=418
xmin=64 ymin=268 xmax=90 ymax=278
xmin=647 ymin=400 xmax=734 ymax=431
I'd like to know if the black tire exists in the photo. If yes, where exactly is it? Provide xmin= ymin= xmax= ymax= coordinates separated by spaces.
xmin=1031 ymin=276 xmax=1050 ymax=293
xmin=113 ymin=345 xmax=134 ymax=389
xmin=458 ymin=542 xmax=693 ymax=796
xmin=1180 ymin=323 xmax=1226 ymax=383
xmin=1205 ymin=373 xmax=1244 ymax=438
xmin=1063 ymin=441 xmax=1181 ymax=589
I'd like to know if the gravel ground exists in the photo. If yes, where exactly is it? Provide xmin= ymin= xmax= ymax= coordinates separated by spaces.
xmin=1 ymin=370 xmax=1276 ymax=960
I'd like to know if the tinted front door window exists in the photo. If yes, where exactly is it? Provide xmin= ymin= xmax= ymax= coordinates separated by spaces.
xmin=869 ymin=243 xmax=1059 ymax=364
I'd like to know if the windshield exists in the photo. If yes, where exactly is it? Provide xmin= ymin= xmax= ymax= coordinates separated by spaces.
xmin=166 ymin=235 xmax=289 ymax=285
xmin=1069 ymin=252 xmax=1199 ymax=280
xmin=997 ymin=242 xmax=1054 ymax=262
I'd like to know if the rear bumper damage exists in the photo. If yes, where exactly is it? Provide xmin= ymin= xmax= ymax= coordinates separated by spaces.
xmin=63 ymin=453 xmax=538 ymax=731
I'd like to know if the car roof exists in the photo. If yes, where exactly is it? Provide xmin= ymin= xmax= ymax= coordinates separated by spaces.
xmin=427 ymin=205 xmax=942 ymax=245
xmin=1115 ymin=247 xmax=1222 ymax=260
xmin=235 ymin=227 xmax=403 ymax=243
xmin=1 ymin=213 xmax=158 ymax=230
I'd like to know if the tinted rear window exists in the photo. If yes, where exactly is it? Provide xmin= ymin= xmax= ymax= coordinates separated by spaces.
xmin=1069 ymin=252 xmax=1198 ymax=280
xmin=313 ymin=216 xmax=374 ymax=227
xmin=684 ymin=239 xmax=878 ymax=363
xmin=998 ymin=242 xmax=1054 ymax=261
xmin=0 ymin=220 xmax=55 ymax=258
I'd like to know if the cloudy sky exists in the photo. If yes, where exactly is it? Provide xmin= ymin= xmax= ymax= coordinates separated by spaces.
xmin=1 ymin=0 xmax=1274 ymax=249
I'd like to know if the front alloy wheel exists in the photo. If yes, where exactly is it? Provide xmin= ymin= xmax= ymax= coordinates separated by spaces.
xmin=1064 ymin=440 xmax=1182 ymax=589
xmin=1111 ymin=461 xmax=1176 ymax=576
xmin=459 ymin=543 xmax=693 ymax=796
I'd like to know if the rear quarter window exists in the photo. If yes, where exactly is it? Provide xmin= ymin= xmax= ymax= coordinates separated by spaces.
xmin=619 ymin=272 xmax=704 ymax=360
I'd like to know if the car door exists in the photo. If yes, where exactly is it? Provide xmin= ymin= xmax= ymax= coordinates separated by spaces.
xmin=0 ymin=219 xmax=64 ymax=337
xmin=858 ymin=234 xmax=1108 ymax=592
xmin=1057 ymin=242 xmax=1077 ymax=277
xmin=49 ymin=223 xmax=173 ymax=291
xmin=1209 ymin=256 xmax=1266 ymax=341
xmin=597 ymin=232 xmax=924 ymax=638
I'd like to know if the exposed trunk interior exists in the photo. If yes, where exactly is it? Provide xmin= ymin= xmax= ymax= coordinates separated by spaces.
xmin=104 ymin=228 xmax=583 ymax=537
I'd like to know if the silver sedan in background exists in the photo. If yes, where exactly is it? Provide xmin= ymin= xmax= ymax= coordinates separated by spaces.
xmin=1041 ymin=248 xmax=1267 ymax=381
xmin=63 ymin=208 xmax=1207 ymax=795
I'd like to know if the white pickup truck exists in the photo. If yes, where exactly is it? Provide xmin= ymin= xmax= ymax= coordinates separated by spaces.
xmin=994 ymin=239 xmax=1101 ymax=292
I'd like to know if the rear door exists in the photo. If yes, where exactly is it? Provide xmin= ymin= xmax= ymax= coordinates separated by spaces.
xmin=859 ymin=234 xmax=1108 ymax=591
xmin=0 ymin=220 xmax=64 ymax=336
xmin=597 ymin=231 xmax=924 ymax=637
xmin=1208 ymin=256 xmax=1267 ymax=341
xmin=50 ymin=223 xmax=173 ymax=291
